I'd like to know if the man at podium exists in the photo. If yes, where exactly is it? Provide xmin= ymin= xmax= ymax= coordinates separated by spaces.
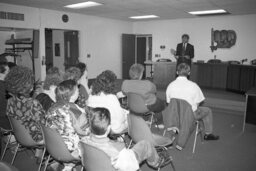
xmin=171 ymin=34 xmax=194 ymax=66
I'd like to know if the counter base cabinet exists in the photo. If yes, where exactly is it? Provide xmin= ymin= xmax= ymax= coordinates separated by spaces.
xmin=227 ymin=65 xmax=256 ymax=93
xmin=195 ymin=63 xmax=228 ymax=89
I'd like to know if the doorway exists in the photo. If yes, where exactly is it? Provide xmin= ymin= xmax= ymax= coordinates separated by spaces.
xmin=122 ymin=34 xmax=152 ymax=79
xmin=45 ymin=28 xmax=79 ymax=73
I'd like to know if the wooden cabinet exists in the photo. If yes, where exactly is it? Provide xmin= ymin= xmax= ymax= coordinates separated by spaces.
xmin=195 ymin=63 xmax=228 ymax=89
xmin=227 ymin=65 xmax=256 ymax=93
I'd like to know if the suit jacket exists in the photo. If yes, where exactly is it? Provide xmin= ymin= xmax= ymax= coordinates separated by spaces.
xmin=176 ymin=43 xmax=194 ymax=66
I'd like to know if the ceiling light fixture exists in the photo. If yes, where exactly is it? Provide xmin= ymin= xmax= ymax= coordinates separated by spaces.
xmin=188 ymin=9 xmax=228 ymax=15
xmin=65 ymin=1 xmax=102 ymax=9
xmin=130 ymin=15 xmax=159 ymax=19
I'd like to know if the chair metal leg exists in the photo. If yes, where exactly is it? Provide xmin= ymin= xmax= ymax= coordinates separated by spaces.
xmin=192 ymin=121 xmax=199 ymax=153
xmin=170 ymin=160 xmax=176 ymax=171
xmin=11 ymin=143 xmax=20 ymax=165
xmin=42 ymin=155 xmax=51 ymax=171
xmin=38 ymin=147 xmax=46 ymax=171
xmin=1 ymin=132 xmax=12 ymax=160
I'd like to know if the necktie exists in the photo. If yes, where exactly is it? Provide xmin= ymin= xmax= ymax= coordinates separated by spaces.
xmin=182 ymin=43 xmax=186 ymax=56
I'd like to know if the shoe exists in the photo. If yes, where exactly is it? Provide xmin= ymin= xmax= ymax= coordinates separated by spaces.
xmin=204 ymin=134 xmax=219 ymax=140
xmin=150 ymin=151 xmax=172 ymax=169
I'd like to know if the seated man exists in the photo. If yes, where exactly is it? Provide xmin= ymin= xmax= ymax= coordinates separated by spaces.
xmin=80 ymin=107 xmax=172 ymax=171
xmin=166 ymin=63 xmax=219 ymax=148
xmin=121 ymin=63 xmax=165 ymax=113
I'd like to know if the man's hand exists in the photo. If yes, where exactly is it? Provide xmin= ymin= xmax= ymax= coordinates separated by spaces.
xmin=170 ymin=49 xmax=176 ymax=56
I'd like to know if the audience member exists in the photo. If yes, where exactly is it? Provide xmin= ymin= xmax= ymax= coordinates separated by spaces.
xmin=75 ymin=62 xmax=90 ymax=99
xmin=166 ymin=63 xmax=219 ymax=149
xmin=5 ymin=66 xmax=45 ymax=143
xmin=80 ymin=107 xmax=172 ymax=170
xmin=64 ymin=66 xmax=87 ymax=108
xmin=0 ymin=62 xmax=11 ymax=130
xmin=35 ymin=74 xmax=62 ymax=112
xmin=122 ymin=63 xmax=165 ymax=113
xmin=87 ymin=70 xmax=128 ymax=134
xmin=46 ymin=66 xmax=62 ymax=77
xmin=46 ymin=79 xmax=89 ymax=170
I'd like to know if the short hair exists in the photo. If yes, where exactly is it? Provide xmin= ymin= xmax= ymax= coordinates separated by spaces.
xmin=0 ymin=62 xmax=8 ymax=74
xmin=129 ymin=64 xmax=144 ymax=79
xmin=63 ymin=67 xmax=81 ymax=82
xmin=5 ymin=66 xmax=34 ymax=97
xmin=90 ymin=107 xmax=111 ymax=136
xmin=7 ymin=62 xmax=16 ymax=69
xmin=177 ymin=63 xmax=190 ymax=76
xmin=46 ymin=67 xmax=61 ymax=77
xmin=182 ymin=34 xmax=189 ymax=39
xmin=91 ymin=70 xmax=117 ymax=95
xmin=76 ymin=62 xmax=87 ymax=76
xmin=55 ymin=79 xmax=77 ymax=103
xmin=43 ymin=75 xmax=63 ymax=90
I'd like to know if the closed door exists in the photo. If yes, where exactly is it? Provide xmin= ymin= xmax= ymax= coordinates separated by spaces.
xmin=122 ymin=34 xmax=136 ymax=79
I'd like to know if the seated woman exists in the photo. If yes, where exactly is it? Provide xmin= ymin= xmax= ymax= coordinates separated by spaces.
xmin=122 ymin=63 xmax=166 ymax=113
xmin=5 ymin=66 xmax=46 ymax=143
xmin=0 ymin=61 xmax=10 ymax=130
xmin=35 ymin=74 xmax=62 ymax=112
xmin=46 ymin=79 xmax=89 ymax=148
xmin=87 ymin=70 xmax=128 ymax=134
xmin=64 ymin=67 xmax=88 ymax=108
xmin=75 ymin=62 xmax=91 ymax=97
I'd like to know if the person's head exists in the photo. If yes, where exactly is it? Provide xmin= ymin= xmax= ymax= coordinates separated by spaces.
xmin=0 ymin=62 xmax=9 ymax=80
xmin=176 ymin=63 xmax=191 ymax=77
xmin=64 ymin=67 xmax=82 ymax=82
xmin=76 ymin=62 xmax=87 ymax=76
xmin=46 ymin=66 xmax=61 ymax=77
xmin=5 ymin=66 xmax=34 ymax=97
xmin=43 ymin=75 xmax=63 ymax=92
xmin=55 ymin=79 xmax=79 ymax=103
xmin=89 ymin=107 xmax=111 ymax=137
xmin=182 ymin=34 xmax=189 ymax=44
xmin=129 ymin=63 xmax=144 ymax=80
xmin=7 ymin=62 xmax=17 ymax=69
xmin=91 ymin=70 xmax=117 ymax=95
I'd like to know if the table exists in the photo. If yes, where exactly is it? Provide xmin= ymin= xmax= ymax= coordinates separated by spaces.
xmin=243 ymin=88 xmax=256 ymax=132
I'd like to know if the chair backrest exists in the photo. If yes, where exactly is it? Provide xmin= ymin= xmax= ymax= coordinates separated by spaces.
xmin=127 ymin=114 xmax=156 ymax=145
xmin=127 ymin=92 xmax=149 ymax=114
xmin=8 ymin=117 xmax=38 ymax=147
xmin=0 ymin=161 xmax=19 ymax=171
xmin=79 ymin=142 xmax=115 ymax=171
xmin=40 ymin=125 xmax=78 ymax=163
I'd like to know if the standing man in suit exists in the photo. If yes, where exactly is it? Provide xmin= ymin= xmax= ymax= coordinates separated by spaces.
xmin=171 ymin=34 xmax=194 ymax=66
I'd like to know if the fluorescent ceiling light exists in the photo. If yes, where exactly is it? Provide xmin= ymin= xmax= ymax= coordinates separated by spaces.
xmin=130 ymin=15 xmax=159 ymax=19
xmin=65 ymin=1 xmax=102 ymax=9
xmin=188 ymin=9 xmax=228 ymax=15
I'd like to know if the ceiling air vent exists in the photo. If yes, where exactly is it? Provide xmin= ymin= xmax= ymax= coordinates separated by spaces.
xmin=0 ymin=11 xmax=24 ymax=21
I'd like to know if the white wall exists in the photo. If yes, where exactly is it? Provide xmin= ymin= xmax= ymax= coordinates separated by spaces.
xmin=133 ymin=14 xmax=256 ymax=64
xmin=52 ymin=30 xmax=65 ymax=72
xmin=0 ymin=3 xmax=133 ymax=80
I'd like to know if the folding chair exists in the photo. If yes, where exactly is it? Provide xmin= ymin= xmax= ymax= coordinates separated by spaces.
xmin=8 ymin=117 xmax=45 ymax=171
xmin=0 ymin=161 xmax=19 ymax=171
xmin=127 ymin=92 xmax=158 ymax=128
xmin=0 ymin=128 xmax=14 ymax=161
xmin=192 ymin=120 xmax=204 ymax=153
xmin=127 ymin=114 xmax=175 ymax=171
xmin=40 ymin=125 xmax=83 ymax=171
xmin=79 ymin=142 xmax=115 ymax=171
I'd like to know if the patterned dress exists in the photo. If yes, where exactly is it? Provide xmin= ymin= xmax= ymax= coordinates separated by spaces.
xmin=46 ymin=103 xmax=89 ymax=152
xmin=6 ymin=95 xmax=46 ymax=142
